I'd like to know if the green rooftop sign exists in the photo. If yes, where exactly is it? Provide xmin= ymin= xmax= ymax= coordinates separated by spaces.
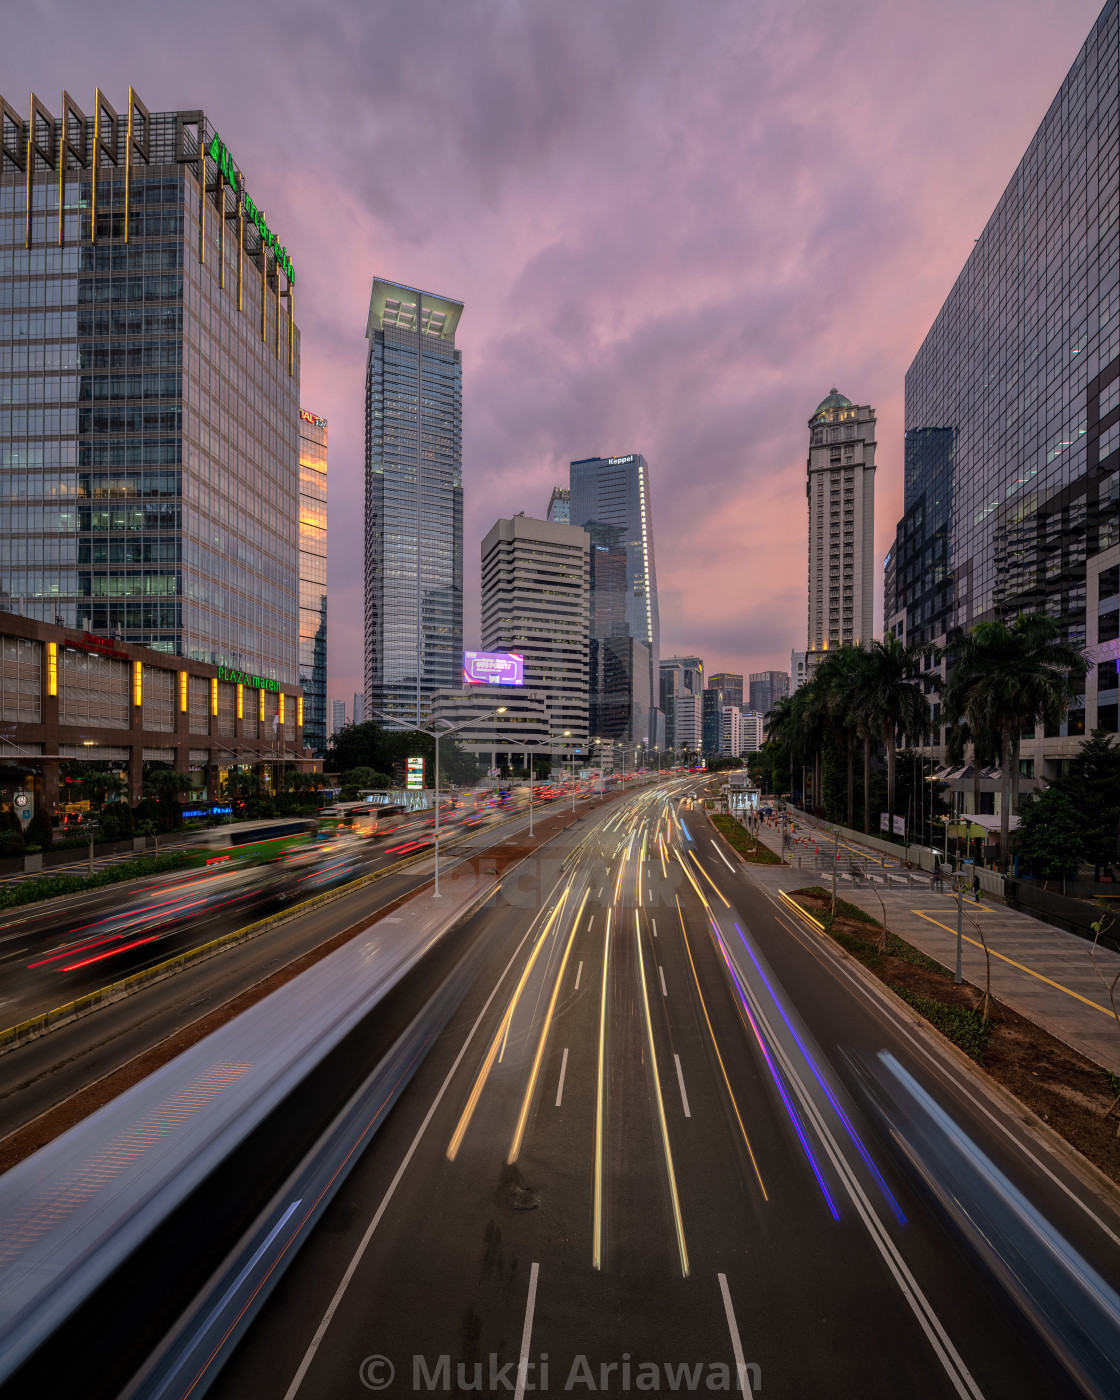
xmin=208 ymin=132 xmax=295 ymax=285
xmin=218 ymin=666 xmax=282 ymax=692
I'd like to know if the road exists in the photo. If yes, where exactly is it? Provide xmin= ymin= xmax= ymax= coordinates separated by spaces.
xmin=192 ymin=781 xmax=1120 ymax=1400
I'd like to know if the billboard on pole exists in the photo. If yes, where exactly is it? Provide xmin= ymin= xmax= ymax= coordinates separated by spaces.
xmin=464 ymin=651 xmax=524 ymax=686
xmin=406 ymin=757 xmax=424 ymax=790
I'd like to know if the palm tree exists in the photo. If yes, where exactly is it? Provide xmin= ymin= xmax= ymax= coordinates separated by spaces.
xmin=860 ymin=636 xmax=931 ymax=841
xmin=764 ymin=695 xmax=798 ymax=800
xmin=144 ymin=768 xmax=190 ymax=801
xmin=943 ymin=615 xmax=1086 ymax=870
xmin=83 ymin=770 xmax=127 ymax=808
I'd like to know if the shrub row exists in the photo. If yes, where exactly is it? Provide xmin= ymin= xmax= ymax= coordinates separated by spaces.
xmin=0 ymin=851 xmax=191 ymax=911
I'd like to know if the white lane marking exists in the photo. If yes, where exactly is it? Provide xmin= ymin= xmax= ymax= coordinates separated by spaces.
xmin=711 ymin=839 xmax=735 ymax=872
xmin=674 ymin=1054 xmax=692 ymax=1118
xmin=280 ymin=909 xmax=546 ymax=1400
xmin=764 ymin=888 xmax=1120 ymax=1252
xmin=555 ymin=1048 xmax=569 ymax=1107
xmin=588 ymin=915 xmax=595 ymax=930
xmin=659 ymin=965 xmax=668 ymax=997
xmin=513 ymin=1261 xmax=540 ymax=1400
xmin=651 ymin=918 xmax=658 ymax=938
xmin=718 ymin=1273 xmax=752 ymax=1397
xmin=597 ymin=887 xmax=604 ymax=897
xmin=574 ymin=960 xmax=583 ymax=990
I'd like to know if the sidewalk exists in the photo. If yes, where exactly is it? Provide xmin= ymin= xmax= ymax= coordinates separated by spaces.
xmin=739 ymin=812 xmax=1120 ymax=1075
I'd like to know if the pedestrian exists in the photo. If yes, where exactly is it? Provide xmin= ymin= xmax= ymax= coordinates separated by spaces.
xmin=972 ymin=874 xmax=982 ymax=904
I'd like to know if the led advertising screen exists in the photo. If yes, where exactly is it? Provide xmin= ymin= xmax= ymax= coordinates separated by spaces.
xmin=406 ymin=757 xmax=425 ymax=790
xmin=463 ymin=650 xmax=524 ymax=686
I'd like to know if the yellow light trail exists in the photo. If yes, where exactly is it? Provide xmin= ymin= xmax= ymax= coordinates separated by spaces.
xmin=447 ymin=889 xmax=570 ymax=1160
xmin=637 ymin=841 xmax=645 ymax=907
xmin=593 ymin=907 xmax=612 ymax=1270
xmin=508 ymin=888 xmax=589 ymax=1162
xmin=688 ymin=849 xmax=730 ymax=907
xmin=658 ymin=833 xmax=668 ymax=880
xmin=676 ymin=848 xmax=714 ymax=917
xmin=635 ymin=909 xmax=690 ymax=1277
xmin=675 ymin=897 xmax=767 ymax=1199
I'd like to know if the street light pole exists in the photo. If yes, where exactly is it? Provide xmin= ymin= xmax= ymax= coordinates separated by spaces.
xmin=371 ymin=704 xmax=506 ymax=897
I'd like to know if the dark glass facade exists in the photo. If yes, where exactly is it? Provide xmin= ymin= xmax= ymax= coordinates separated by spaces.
xmin=0 ymin=91 xmax=301 ymax=685
xmin=298 ymin=409 xmax=327 ymax=755
xmin=364 ymin=279 xmax=463 ymax=726
xmin=569 ymin=453 xmax=661 ymax=745
xmin=899 ymin=1 xmax=1119 ymax=763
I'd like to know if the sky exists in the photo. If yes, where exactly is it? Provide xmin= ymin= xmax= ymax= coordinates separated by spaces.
xmin=1 ymin=0 xmax=1105 ymax=705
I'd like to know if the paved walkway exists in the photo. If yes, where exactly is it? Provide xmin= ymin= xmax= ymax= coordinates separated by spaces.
xmin=740 ymin=813 xmax=1120 ymax=1075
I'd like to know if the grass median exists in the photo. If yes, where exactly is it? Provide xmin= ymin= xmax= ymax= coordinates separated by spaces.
xmin=711 ymin=814 xmax=783 ymax=864
xmin=785 ymin=885 xmax=1120 ymax=1186
xmin=0 ymin=852 xmax=192 ymax=911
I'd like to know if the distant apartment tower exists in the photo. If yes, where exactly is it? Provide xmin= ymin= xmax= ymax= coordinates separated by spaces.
xmin=298 ymin=410 xmax=328 ymax=756
xmin=740 ymin=710 xmax=765 ymax=754
xmin=660 ymin=656 xmax=704 ymax=754
xmin=546 ymin=487 xmax=571 ymax=524
xmin=570 ymin=454 xmax=663 ymax=746
xmin=331 ymin=699 xmax=347 ymax=738
xmin=480 ymin=515 xmax=590 ymax=754
xmin=791 ymin=650 xmax=808 ymax=692
xmin=708 ymin=673 xmax=743 ymax=709
xmin=364 ymin=278 xmax=464 ymax=726
xmin=720 ymin=706 xmax=741 ymax=757
xmin=806 ymin=390 xmax=877 ymax=672
xmin=352 ymin=692 xmax=365 ymax=726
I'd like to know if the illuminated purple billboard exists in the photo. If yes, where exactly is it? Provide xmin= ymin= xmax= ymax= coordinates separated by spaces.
xmin=463 ymin=650 xmax=524 ymax=685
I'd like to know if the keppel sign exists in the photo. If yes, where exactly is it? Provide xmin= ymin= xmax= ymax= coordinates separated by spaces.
xmin=217 ymin=666 xmax=283 ymax=693
xmin=208 ymin=132 xmax=295 ymax=285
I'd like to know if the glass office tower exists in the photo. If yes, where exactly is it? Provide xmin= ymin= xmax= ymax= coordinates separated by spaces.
xmin=569 ymin=452 xmax=662 ymax=745
xmin=298 ymin=408 xmax=327 ymax=755
xmin=899 ymin=0 xmax=1118 ymax=774
xmin=364 ymin=278 xmax=463 ymax=726
xmin=0 ymin=88 xmax=301 ymax=682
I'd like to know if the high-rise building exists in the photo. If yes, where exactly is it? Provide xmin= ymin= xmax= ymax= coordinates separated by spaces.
xmin=748 ymin=670 xmax=789 ymax=716
xmin=352 ymin=691 xmax=365 ymax=726
xmin=364 ymin=278 xmax=464 ymax=727
xmin=660 ymin=655 xmax=704 ymax=754
xmin=569 ymin=453 xmax=662 ymax=745
xmin=298 ymin=409 xmax=327 ymax=755
xmin=708 ymin=672 xmax=743 ymax=709
xmin=480 ymin=514 xmax=589 ymax=753
xmin=330 ymin=698 xmax=346 ymax=738
xmin=720 ymin=705 xmax=741 ymax=756
xmin=0 ymin=89 xmax=301 ymax=683
xmin=702 ymin=685 xmax=725 ymax=757
xmin=739 ymin=710 xmax=765 ymax=755
xmin=791 ymin=650 xmax=808 ymax=692
xmin=806 ymin=390 xmax=877 ymax=671
xmin=546 ymin=487 xmax=570 ymax=524
xmin=900 ymin=1 xmax=1119 ymax=783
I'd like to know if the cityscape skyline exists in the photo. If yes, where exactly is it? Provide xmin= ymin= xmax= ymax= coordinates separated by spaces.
xmin=0 ymin=0 xmax=1105 ymax=711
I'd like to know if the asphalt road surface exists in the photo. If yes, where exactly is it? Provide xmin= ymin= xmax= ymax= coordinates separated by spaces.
xmin=200 ymin=782 xmax=1120 ymax=1400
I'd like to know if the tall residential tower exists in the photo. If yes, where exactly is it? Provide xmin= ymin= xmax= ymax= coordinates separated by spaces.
xmin=806 ymin=390 xmax=876 ymax=671
xmin=364 ymin=279 xmax=463 ymax=726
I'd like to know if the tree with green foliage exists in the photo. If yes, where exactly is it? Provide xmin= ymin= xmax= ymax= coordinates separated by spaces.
xmin=859 ymin=636 xmax=931 ymax=840
xmin=339 ymin=766 xmax=394 ymax=797
xmin=943 ymin=615 xmax=1086 ymax=870
xmin=26 ymin=806 xmax=53 ymax=850
xmin=327 ymin=720 xmax=479 ymax=788
xmin=1053 ymin=729 xmax=1120 ymax=880
xmin=1014 ymin=786 xmax=1084 ymax=883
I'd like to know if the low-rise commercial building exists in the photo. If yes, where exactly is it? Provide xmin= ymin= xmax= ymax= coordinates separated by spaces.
xmin=0 ymin=611 xmax=308 ymax=817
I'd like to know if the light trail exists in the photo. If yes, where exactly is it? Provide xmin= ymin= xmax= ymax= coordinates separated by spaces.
xmin=688 ymin=850 xmax=730 ymax=908
xmin=675 ymin=896 xmax=767 ymax=1199
xmin=508 ymin=888 xmax=589 ymax=1162
xmin=593 ymin=907 xmax=612 ymax=1270
xmin=447 ymin=889 xmax=570 ymax=1160
xmin=635 ymin=909 xmax=690 ymax=1276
